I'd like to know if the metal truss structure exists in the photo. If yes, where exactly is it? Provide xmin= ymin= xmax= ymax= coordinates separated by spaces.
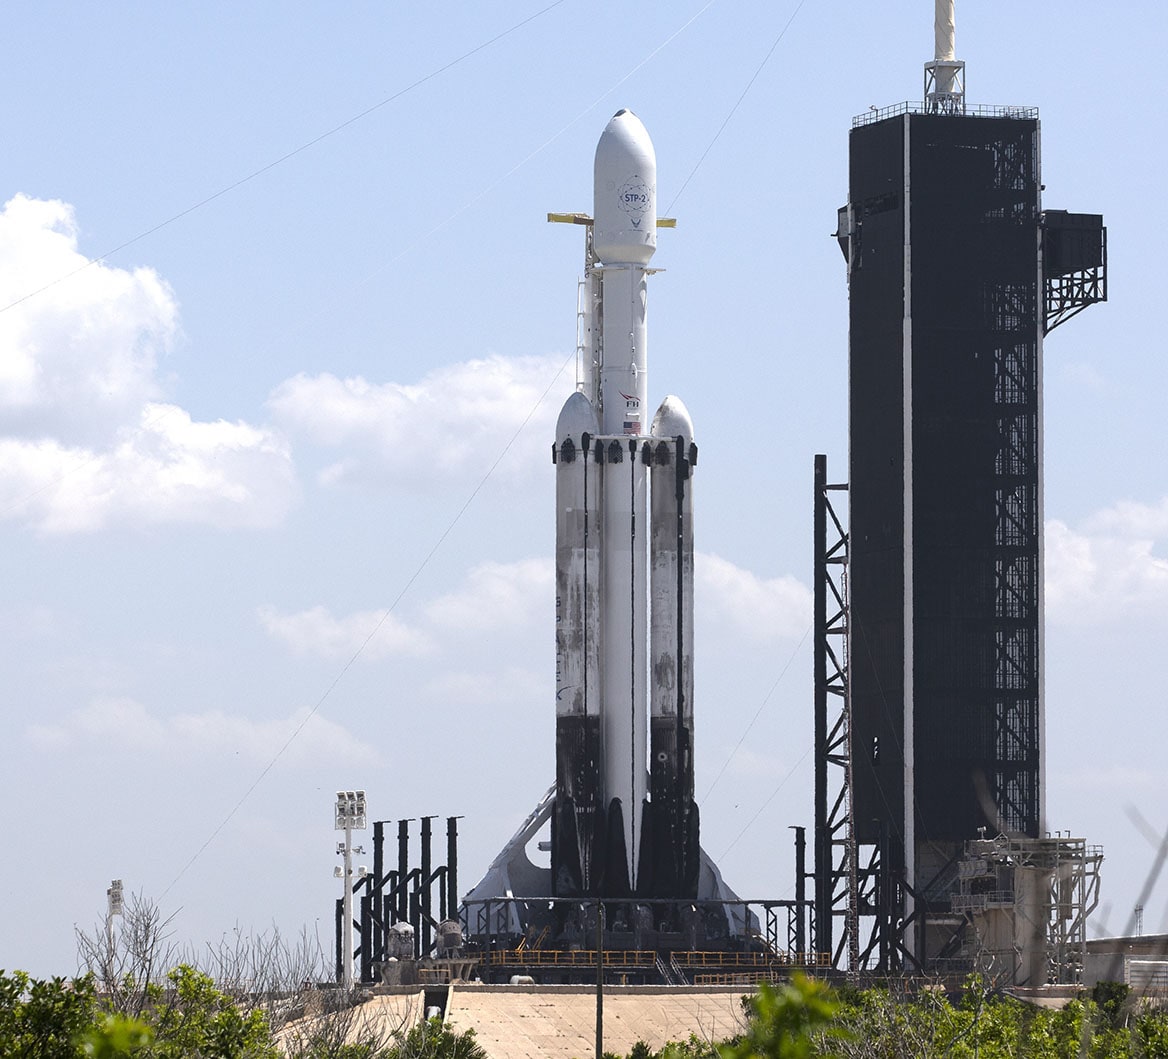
xmin=991 ymin=323 xmax=1041 ymax=836
xmin=813 ymin=454 xmax=851 ymax=967
xmin=814 ymin=454 xmax=922 ymax=975
xmin=924 ymin=59 xmax=966 ymax=115
xmin=337 ymin=815 xmax=461 ymax=984
xmin=982 ymin=120 xmax=1043 ymax=839
xmin=1043 ymin=213 xmax=1107 ymax=334
xmin=953 ymin=833 xmax=1103 ymax=985
xmin=460 ymin=895 xmax=816 ymax=984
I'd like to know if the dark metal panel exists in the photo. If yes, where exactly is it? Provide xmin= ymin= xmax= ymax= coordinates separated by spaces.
xmin=848 ymin=113 xmax=1043 ymax=851
xmin=848 ymin=117 xmax=907 ymax=847
xmin=907 ymin=114 xmax=1041 ymax=843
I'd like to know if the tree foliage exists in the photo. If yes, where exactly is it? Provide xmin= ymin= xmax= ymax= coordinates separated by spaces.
xmin=0 ymin=969 xmax=98 ymax=1058
xmin=393 ymin=1018 xmax=488 ymax=1059
xmin=140 ymin=964 xmax=278 ymax=1058
xmin=80 ymin=1014 xmax=154 ymax=1058
xmin=13 ymin=896 xmax=1168 ymax=1059
xmin=0 ymin=964 xmax=279 ymax=1059
xmin=655 ymin=1032 xmax=721 ymax=1059
xmin=75 ymin=892 xmax=185 ymax=1023
xmin=720 ymin=975 xmax=840 ymax=1059
xmin=825 ymin=976 xmax=1168 ymax=1059
xmin=285 ymin=1015 xmax=487 ymax=1059
xmin=604 ymin=975 xmax=1168 ymax=1059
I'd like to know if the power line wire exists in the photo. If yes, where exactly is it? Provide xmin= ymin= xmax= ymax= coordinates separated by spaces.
xmin=700 ymin=623 xmax=810 ymax=803
xmin=160 ymin=3 xmax=732 ymax=892
xmin=666 ymin=0 xmax=808 ymax=214
xmin=157 ymin=0 xmax=782 ymax=893
xmin=0 ymin=0 xmax=569 ymax=318
xmin=0 ymin=0 xmax=717 ymax=529
xmin=163 ymin=349 xmax=576 ymax=897
xmin=719 ymin=745 xmax=813 ymax=860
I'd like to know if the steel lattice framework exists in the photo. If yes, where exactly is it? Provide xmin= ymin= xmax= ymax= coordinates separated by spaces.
xmin=814 ymin=455 xmax=915 ymax=973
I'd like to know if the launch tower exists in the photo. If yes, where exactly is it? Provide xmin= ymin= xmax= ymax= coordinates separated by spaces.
xmin=819 ymin=2 xmax=1106 ymax=974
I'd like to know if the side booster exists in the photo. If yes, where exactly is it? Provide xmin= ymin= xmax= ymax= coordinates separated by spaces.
xmin=551 ymin=110 xmax=699 ymax=901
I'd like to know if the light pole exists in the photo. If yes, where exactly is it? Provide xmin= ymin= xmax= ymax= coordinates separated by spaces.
xmin=105 ymin=879 xmax=123 ymax=989
xmin=334 ymin=790 xmax=367 ymax=990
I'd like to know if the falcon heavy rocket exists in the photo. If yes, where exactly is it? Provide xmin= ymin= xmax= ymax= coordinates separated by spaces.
xmin=551 ymin=109 xmax=700 ymax=901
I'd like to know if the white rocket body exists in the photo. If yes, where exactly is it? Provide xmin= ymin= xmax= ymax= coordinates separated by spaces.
xmin=594 ymin=109 xmax=656 ymax=890
xmin=553 ymin=392 xmax=602 ymax=894
xmin=552 ymin=111 xmax=698 ymax=900
xmin=593 ymin=108 xmax=655 ymax=436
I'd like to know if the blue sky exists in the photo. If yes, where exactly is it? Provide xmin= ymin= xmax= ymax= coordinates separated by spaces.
xmin=1 ymin=0 xmax=1164 ymax=976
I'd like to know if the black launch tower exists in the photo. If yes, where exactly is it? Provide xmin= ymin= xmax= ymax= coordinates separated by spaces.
xmin=818 ymin=64 xmax=1106 ymax=969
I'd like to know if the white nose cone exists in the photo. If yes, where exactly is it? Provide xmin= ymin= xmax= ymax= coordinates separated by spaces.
xmin=650 ymin=395 xmax=694 ymax=445
xmin=593 ymin=109 xmax=657 ymax=266
xmin=556 ymin=390 xmax=600 ymax=442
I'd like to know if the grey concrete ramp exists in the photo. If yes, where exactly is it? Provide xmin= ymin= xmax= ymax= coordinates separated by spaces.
xmin=278 ymin=989 xmax=427 ymax=1053
xmin=444 ymin=984 xmax=750 ymax=1059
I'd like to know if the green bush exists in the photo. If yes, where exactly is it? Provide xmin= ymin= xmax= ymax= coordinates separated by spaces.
xmin=81 ymin=1014 xmax=154 ymax=1058
xmin=142 ymin=965 xmax=277 ymax=1058
xmin=0 ymin=969 xmax=99 ymax=1058
xmin=719 ymin=976 xmax=839 ymax=1059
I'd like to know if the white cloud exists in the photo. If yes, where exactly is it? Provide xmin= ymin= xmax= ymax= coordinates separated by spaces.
xmin=260 ymin=557 xmax=552 ymax=664
xmin=424 ymin=558 xmax=551 ymax=631
xmin=0 ymin=195 xmax=174 ymax=443
xmin=25 ymin=696 xmax=378 ymax=766
xmin=27 ymin=696 xmax=165 ymax=749
xmin=1085 ymin=497 xmax=1168 ymax=539
xmin=1 ymin=404 xmax=297 ymax=533
xmin=256 ymin=561 xmax=554 ymax=735
xmin=256 ymin=603 xmax=435 ymax=660
xmin=0 ymin=603 xmax=58 ymax=638
xmin=422 ymin=665 xmax=544 ymax=706
xmin=260 ymin=553 xmax=812 ymax=686
xmin=1053 ymin=764 xmax=1166 ymax=794
xmin=695 ymin=552 xmax=812 ymax=643
xmin=267 ymin=354 xmax=569 ymax=488
xmin=0 ymin=194 xmax=298 ymax=533
xmin=1053 ymin=360 xmax=1109 ymax=395
xmin=707 ymin=746 xmax=802 ymax=782
xmin=1046 ymin=499 xmax=1168 ymax=622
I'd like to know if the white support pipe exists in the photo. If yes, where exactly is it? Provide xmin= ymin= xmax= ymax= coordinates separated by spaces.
xmin=931 ymin=0 xmax=960 ymax=98
xmin=935 ymin=0 xmax=955 ymax=62
xmin=342 ymin=821 xmax=354 ymax=990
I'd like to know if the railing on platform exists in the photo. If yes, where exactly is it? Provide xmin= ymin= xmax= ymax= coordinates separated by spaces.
xmin=479 ymin=948 xmax=833 ymax=972
xmin=694 ymin=973 xmax=785 ymax=986
xmin=950 ymin=891 xmax=1015 ymax=913
xmin=852 ymin=101 xmax=1038 ymax=128
xmin=483 ymin=949 xmax=656 ymax=968
xmin=674 ymin=951 xmax=833 ymax=969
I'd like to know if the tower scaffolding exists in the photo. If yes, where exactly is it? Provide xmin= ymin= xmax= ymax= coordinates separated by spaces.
xmin=952 ymin=833 xmax=1103 ymax=985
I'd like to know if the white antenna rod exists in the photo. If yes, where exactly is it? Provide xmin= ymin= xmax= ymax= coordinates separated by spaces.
xmin=935 ymin=0 xmax=955 ymax=64
xmin=925 ymin=0 xmax=964 ymax=112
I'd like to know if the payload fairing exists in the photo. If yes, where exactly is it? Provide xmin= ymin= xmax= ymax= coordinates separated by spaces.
xmin=551 ymin=110 xmax=699 ymax=900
